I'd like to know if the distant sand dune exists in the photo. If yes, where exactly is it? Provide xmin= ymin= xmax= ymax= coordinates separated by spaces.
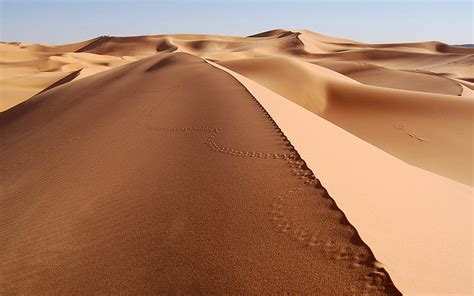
xmin=314 ymin=60 xmax=463 ymax=95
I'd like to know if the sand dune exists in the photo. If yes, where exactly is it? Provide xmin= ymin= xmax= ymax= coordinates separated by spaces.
xmin=3 ymin=28 xmax=471 ymax=92
xmin=219 ymin=57 xmax=358 ymax=114
xmin=0 ymin=42 xmax=133 ymax=111
xmin=0 ymin=52 xmax=399 ymax=294
xmin=0 ymin=69 xmax=81 ymax=111
xmin=1 ymin=29 xmax=473 ymax=294
xmin=218 ymin=57 xmax=473 ymax=185
xmin=217 ymin=64 xmax=473 ymax=294
xmin=314 ymin=60 xmax=463 ymax=95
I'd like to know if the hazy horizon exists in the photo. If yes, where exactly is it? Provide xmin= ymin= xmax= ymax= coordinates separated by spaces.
xmin=1 ymin=0 xmax=472 ymax=45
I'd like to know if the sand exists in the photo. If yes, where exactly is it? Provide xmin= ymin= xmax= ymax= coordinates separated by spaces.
xmin=0 ymin=53 xmax=400 ymax=294
xmin=1 ymin=29 xmax=473 ymax=294
xmin=2 ymin=30 xmax=472 ymax=185
xmin=218 ymin=57 xmax=474 ymax=186
xmin=215 ymin=63 xmax=473 ymax=295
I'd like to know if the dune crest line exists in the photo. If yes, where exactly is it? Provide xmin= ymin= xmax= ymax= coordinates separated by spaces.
xmin=140 ymin=55 xmax=400 ymax=294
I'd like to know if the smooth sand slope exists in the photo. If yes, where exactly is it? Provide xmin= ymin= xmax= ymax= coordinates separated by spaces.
xmin=218 ymin=57 xmax=474 ymax=186
xmin=313 ymin=60 xmax=463 ymax=95
xmin=0 ymin=53 xmax=400 ymax=294
xmin=217 ymin=64 xmax=473 ymax=295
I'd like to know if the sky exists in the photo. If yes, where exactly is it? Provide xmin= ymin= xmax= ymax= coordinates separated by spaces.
xmin=0 ymin=0 xmax=472 ymax=45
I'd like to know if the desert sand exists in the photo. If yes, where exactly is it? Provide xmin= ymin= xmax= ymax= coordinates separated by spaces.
xmin=1 ymin=52 xmax=399 ymax=294
xmin=1 ymin=29 xmax=473 ymax=294
xmin=216 ymin=63 xmax=472 ymax=295
xmin=2 ymin=30 xmax=472 ymax=185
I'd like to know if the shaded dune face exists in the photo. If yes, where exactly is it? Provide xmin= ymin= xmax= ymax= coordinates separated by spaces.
xmin=247 ymin=29 xmax=298 ymax=38
xmin=0 ymin=53 xmax=400 ymax=294
xmin=155 ymin=38 xmax=178 ymax=52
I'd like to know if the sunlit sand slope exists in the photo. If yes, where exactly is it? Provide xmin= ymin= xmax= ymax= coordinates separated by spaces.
xmin=217 ymin=64 xmax=472 ymax=295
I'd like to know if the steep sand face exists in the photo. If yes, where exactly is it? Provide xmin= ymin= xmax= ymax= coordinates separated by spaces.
xmin=0 ymin=53 xmax=399 ymax=294
xmin=218 ymin=57 xmax=359 ymax=114
xmin=216 ymin=63 xmax=473 ymax=295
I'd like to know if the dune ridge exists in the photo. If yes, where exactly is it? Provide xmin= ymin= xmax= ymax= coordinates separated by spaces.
xmin=1 ymin=52 xmax=400 ymax=294
xmin=215 ymin=63 xmax=472 ymax=295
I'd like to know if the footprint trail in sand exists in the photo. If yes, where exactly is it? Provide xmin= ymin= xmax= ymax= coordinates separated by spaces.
xmin=0 ymin=53 xmax=400 ymax=294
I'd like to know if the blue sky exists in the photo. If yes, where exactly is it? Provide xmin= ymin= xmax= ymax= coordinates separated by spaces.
xmin=1 ymin=0 xmax=472 ymax=45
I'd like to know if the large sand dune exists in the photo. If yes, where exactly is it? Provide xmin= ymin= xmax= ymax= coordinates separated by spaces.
xmin=1 ymin=29 xmax=473 ymax=294
xmin=216 ymin=64 xmax=472 ymax=295
xmin=1 ymin=52 xmax=399 ymax=294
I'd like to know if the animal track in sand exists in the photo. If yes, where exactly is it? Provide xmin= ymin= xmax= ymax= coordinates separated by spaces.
xmin=270 ymin=183 xmax=390 ymax=293
xmin=144 ymin=73 xmax=395 ymax=293
xmin=394 ymin=124 xmax=426 ymax=142
xmin=143 ymin=81 xmax=297 ymax=161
